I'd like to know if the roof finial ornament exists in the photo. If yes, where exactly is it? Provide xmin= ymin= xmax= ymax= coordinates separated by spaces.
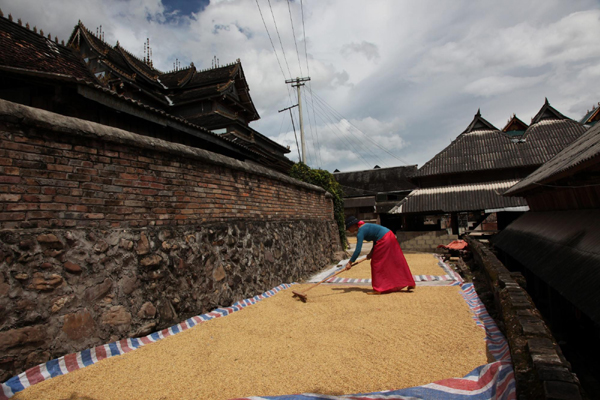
xmin=33 ymin=26 xmax=37 ymax=33
xmin=0 ymin=9 xmax=3 ymax=18
xmin=476 ymin=108 xmax=481 ymax=117
xmin=40 ymin=29 xmax=44 ymax=36
xmin=545 ymin=97 xmax=549 ymax=105
xmin=55 ymin=36 xmax=58 ymax=43
xmin=17 ymin=18 xmax=21 ymax=26
xmin=8 ymin=14 xmax=12 ymax=22
xmin=48 ymin=33 xmax=51 ymax=39
xmin=26 ymin=22 xmax=29 ymax=29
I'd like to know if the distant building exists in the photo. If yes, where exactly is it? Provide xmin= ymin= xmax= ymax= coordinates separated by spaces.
xmin=389 ymin=101 xmax=588 ymax=234
xmin=0 ymin=16 xmax=292 ymax=173
xmin=333 ymin=165 xmax=417 ymax=230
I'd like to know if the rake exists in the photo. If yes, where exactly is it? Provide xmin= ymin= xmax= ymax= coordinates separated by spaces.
xmin=292 ymin=257 xmax=367 ymax=303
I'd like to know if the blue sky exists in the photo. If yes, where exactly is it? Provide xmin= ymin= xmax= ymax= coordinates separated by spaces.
xmin=2 ymin=0 xmax=600 ymax=172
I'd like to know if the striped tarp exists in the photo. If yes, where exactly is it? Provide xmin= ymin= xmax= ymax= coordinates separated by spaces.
xmin=235 ymin=282 xmax=515 ymax=400
xmin=1 ymin=259 xmax=515 ymax=400
xmin=1 ymin=284 xmax=294 ymax=399
xmin=325 ymin=274 xmax=455 ymax=284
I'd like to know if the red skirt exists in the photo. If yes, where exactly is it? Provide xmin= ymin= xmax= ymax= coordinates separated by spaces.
xmin=371 ymin=231 xmax=415 ymax=293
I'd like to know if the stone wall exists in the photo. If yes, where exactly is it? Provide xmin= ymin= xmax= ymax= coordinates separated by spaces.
xmin=395 ymin=230 xmax=458 ymax=252
xmin=464 ymin=236 xmax=582 ymax=400
xmin=0 ymin=100 xmax=342 ymax=381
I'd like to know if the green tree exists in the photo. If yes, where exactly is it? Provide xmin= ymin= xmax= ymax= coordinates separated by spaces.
xmin=290 ymin=163 xmax=347 ymax=249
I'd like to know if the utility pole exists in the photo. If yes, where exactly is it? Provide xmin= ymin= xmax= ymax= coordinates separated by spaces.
xmin=278 ymin=104 xmax=301 ymax=162
xmin=285 ymin=77 xmax=310 ymax=163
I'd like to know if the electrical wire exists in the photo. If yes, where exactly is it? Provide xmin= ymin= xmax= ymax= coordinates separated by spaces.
xmin=310 ymin=90 xmax=412 ymax=165
xmin=255 ymin=0 xmax=287 ymax=83
xmin=287 ymin=0 xmax=303 ymax=77
xmin=267 ymin=0 xmax=293 ymax=80
xmin=305 ymin=90 xmax=386 ymax=168
xmin=299 ymin=0 xmax=323 ymax=167
xmin=308 ymin=98 xmax=373 ymax=169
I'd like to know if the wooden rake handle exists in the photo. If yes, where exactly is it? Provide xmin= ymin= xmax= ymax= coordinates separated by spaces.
xmin=302 ymin=257 xmax=367 ymax=294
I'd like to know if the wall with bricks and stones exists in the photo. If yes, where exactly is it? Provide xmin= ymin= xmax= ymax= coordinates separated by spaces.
xmin=0 ymin=99 xmax=342 ymax=382
xmin=395 ymin=230 xmax=458 ymax=252
xmin=464 ymin=236 xmax=582 ymax=400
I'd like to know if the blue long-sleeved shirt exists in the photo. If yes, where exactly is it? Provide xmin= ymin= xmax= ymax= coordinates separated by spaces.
xmin=350 ymin=223 xmax=390 ymax=262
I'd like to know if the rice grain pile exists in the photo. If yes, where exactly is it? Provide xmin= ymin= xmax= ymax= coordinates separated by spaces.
xmin=15 ymin=284 xmax=487 ymax=400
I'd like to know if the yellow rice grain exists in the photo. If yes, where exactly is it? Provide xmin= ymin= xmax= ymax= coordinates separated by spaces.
xmin=15 ymin=284 xmax=487 ymax=400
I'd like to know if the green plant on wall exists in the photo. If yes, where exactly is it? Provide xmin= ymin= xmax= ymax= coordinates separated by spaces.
xmin=289 ymin=163 xmax=347 ymax=250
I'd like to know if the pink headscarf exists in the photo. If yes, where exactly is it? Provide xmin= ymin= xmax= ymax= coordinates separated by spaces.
xmin=358 ymin=221 xmax=365 ymax=228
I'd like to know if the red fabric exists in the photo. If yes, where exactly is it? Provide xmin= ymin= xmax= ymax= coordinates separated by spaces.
xmin=370 ymin=231 xmax=415 ymax=293
xmin=357 ymin=221 xmax=365 ymax=228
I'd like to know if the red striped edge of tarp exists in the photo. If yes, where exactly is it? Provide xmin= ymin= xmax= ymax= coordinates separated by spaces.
xmin=436 ymin=256 xmax=464 ymax=286
xmin=0 ymin=283 xmax=295 ymax=399
xmin=232 ymin=282 xmax=515 ymax=400
xmin=325 ymin=275 xmax=456 ymax=284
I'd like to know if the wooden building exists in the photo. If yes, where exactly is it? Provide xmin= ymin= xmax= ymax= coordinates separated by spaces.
xmin=389 ymin=102 xmax=588 ymax=234
xmin=492 ymin=120 xmax=600 ymax=395
xmin=0 ymin=15 xmax=292 ymax=173
xmin=333 ymin=165 xmax=417 ymax=230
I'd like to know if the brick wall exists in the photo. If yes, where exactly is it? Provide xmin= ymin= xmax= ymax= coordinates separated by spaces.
xmin=0 ymin=100 xmax=332 ymax=229
xmin=396 ymin=230 xmax=458 ymax=252
xmin=0 ymin=100 xmax=342 ymax=382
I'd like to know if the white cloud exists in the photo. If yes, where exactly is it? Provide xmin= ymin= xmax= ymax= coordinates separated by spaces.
xmin=2 ymin=0 xmax=600 ymax=173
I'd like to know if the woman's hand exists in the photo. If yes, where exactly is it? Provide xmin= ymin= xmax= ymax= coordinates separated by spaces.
xmin=344 ymin=262 xmax=353 ymax=271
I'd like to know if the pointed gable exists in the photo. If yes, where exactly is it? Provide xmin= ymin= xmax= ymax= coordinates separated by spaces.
xmin=580 ymin=103 xmax=600 ymax=127
xmin=462 ymin=109 xmax=498 ymax=133
xmin=502 ymin=114 xmax=529 ymax=137
xmin=531 ymin=98 xmax=569 ymax=124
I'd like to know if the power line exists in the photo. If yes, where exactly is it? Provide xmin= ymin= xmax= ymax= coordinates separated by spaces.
xmin=299 ymin=0 xmax=323 ymax=168
xmin=287 ymin=0 xmax=303 ymax=77
xmin=255 ymin=0 xmax=287 ymax=82
xmin=305 ymin=90 xmax=386 ymax=168
xmin=267 ymin=0 xmax=292 ymax=79
xmin=308 ymin=98 xmax=373 ymax=169
xmin=310 ymin=90 xmax=411 ymax=165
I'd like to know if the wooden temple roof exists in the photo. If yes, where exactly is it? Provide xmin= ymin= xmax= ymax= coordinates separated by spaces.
xmin=413 ymin=104 xmax=587 ymax=178
xmin=0 ymin=15 xmax=93 ymax=80
xmin=505 ymin=120 xmax=600 ymax=196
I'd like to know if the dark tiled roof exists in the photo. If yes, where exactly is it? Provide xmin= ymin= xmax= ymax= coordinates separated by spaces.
xmin=414 ymin=119 xmax=587 ymax=178
xmin=462 ymin=109 xmax=498 ymax=133
xmin=159 ymin=67 xmax=196 ymax=88
xmin=0 ymin=16 xmax=93 ymax=80
xmin=492 ymin=210 xmax=600 ymax=325
xmin=531 ymin=98 xmax=569 ymax=124
xmin=390 ymin=179 xmax=527 ymax=214
xmin=334 ymin=166 xmax=418 ymax=197
xmin=170 ymin=83 xmax=223 ymax=103
xmin=505 ymin=121 xmax=600 ymax=195
xmin=502 ymin=115 xmax=528 ymax=133
xmin=189 ymin=63 xmax=237 ymax=86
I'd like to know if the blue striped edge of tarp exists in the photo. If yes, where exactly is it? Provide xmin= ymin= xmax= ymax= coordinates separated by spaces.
xmin=0 ymin=282 xmax=296 ymax=399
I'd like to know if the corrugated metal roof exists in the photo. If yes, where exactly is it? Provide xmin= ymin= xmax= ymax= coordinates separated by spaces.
xmin=492 ymin=210 xmax=600 ymax=325
xmin=389 ymin=179 xmax=527 ymax=214
xmin=505 ymin=122 xmax=600 ymax=195
xmin=413 ymin=119 xmax=587 ymax=178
